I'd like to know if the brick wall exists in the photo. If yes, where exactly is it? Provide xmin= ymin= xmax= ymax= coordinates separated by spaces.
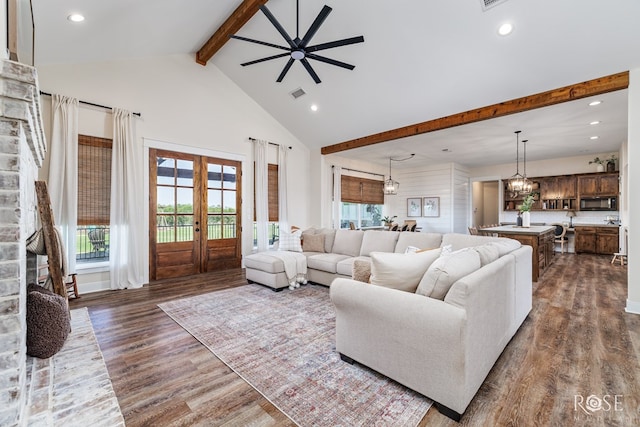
xmin=0 ymin=59 xmax=46 ymax=427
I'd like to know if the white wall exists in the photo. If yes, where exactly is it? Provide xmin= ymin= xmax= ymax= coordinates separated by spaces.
xmin=627 ymin=68 xmax=640 ymax=314
xmin=36 ymin=54 xmax=311 ymax=293
xmin=1 ymin=1 xmax=6 ymax=56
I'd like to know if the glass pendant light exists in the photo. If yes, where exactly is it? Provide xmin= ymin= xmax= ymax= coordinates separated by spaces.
xmin=520 ymin=138 xmax=532 ymax=195
xmin=507 ymin=131 xmax=525 ymax=195
xmin=384 ymin=157 xmax=399 ymax=195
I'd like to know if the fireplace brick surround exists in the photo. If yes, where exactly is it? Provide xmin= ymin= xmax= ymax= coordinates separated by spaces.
xmin=0 ymin=58 xmax=46 ymax=426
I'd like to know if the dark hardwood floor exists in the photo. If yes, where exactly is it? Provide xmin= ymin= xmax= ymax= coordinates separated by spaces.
xmin=71 ymin=253 xmax=640 ymax=426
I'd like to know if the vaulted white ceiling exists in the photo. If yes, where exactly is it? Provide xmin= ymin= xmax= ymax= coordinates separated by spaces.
xmin=31 ymin=0 xmax=640 ymax=168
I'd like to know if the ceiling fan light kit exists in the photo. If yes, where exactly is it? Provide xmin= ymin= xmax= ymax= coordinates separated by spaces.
xmin=231 ymin=0 xmax=364 ymax=84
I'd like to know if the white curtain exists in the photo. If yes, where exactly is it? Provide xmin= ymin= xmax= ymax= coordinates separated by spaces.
xmin=254 ymin=139 xmax=269 ymax=252
xmin=332 ymin=166 xmax=342 ymax=229
xmin=48 ymin=94 xmax=78 ymax=274
xmin=278 ymin=144 xmax=289 ymax=232
xmin=109 ymin=108 xmax=144 ymax=289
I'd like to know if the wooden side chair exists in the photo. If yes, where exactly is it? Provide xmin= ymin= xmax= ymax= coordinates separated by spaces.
xmin=552 ymin=223 xmax=568 ymax=253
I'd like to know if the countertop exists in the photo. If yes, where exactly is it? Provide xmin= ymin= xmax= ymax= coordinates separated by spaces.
xmin=573 ymin=223 xmax=620 ymax=228
xmin=481 ymin=225 xmax=556 ymax=235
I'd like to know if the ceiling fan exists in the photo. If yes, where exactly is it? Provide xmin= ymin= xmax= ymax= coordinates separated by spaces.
xmin=230 ymin=0 xmax=364 ymax=84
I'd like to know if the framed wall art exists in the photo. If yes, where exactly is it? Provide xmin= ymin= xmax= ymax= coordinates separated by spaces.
xmin=423 ymin=197 xmax=440 ymax=217
xmin=407 ymin=197 xmax=422 ymax=217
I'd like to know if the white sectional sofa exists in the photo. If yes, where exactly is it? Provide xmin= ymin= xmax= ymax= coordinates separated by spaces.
xmin=244 ymin=229 xmax=533 ymax=421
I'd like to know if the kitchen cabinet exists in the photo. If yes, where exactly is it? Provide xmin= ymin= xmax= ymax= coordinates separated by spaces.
xmin=574 ymin=226 xmax=619 ymax=254
xmin=577 ymin=173 xmax=619 ymax=197
xmin=540 ymin=175 xmax=577 ymax=210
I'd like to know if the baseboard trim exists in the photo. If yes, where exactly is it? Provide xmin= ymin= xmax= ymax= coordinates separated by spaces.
xmin=625 ymin=299 xmax=640 ymax=315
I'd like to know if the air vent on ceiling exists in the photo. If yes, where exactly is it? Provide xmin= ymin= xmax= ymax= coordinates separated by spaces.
xmin=480 ymin=0 xmax=509 ymax=11
xmin=290 ymin=88 xmax=306 ymax=100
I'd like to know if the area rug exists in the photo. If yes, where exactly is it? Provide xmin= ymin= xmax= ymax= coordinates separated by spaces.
xmin=158 ymin=284 xmax=432 ymax=427
xmin=25 ymin=307 xmax=125 ymax=426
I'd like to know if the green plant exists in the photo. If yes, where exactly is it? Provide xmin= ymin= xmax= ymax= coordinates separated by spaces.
xmin=607 ymin=154 xmax=618 ymax=164
xmin=381 ymin=215 xmax=397 ymax=224
xmin=520 ymin=194 xmax=535 ymax=212
xmin=589 ymin=157 xmax=605 ymax=165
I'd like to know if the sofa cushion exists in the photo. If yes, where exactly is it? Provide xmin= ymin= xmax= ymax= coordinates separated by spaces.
xmin=360 ymin=231 xmax=400 ymax=256
xmin=317 ymin=228 xmax=337 ymax=253
xmin=352 ymin=258 xmax=372 ymax=283
xmin=337 ymin=255 xmax=370 ymax=276
xmin=307 ymin=253 xmax=352 ymax=273
xmin=370 ymin=249 xmax=442 ymax=293
xmin=416 ymin=248 xmax=482 ymax=300
xmin=278 ymin=230 xmax=302 ymax=252
xmin=473 ymin=243 xmax=500 ymax=266
xmin=331 ymin=229 xmax=365 ymax=257
xmin=244 ymin=252 xmax=285 ymax=273
xmin=486 ymin=239 xmax=522 ymax=256
xmin=394 ymin=232 xmax=442 ymax=253
xmin=303 ymin=233 xmax=325 ymax=253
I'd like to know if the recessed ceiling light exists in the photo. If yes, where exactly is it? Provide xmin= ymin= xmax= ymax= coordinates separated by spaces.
xmin=590 ymin=136 xmax=599 ymax=140
xmin=498 ymin=23 xmax=513 ymax=36
xmin=67 ymin=13 xmax=85 ymax=22
xmin=589 ymin=100 xmax=602 ymax=106
xmin=442 ymin=148 xmax=451 ymax=152
xmin=310 ymin=104 xmax=318 ymax=112
xmin=590 ymin=121 xmax=601 ymax=125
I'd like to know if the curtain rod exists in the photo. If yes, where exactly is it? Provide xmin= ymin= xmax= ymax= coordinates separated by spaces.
xmin=39 ymin=91 xmax=142 ymax=117
xmin=248 ymin=137 xmax=292 ymax=149
xmin=332 ymin=165 xmax=385 ymax=179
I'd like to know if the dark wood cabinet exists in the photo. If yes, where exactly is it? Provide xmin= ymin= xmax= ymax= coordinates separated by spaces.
xmin=577 ymin=173 xmax=619 ymax=197
xmin=575 ymin=226 xmax=619 ymax=254
xmin=493 ymin=227 xmax=555 ymax=281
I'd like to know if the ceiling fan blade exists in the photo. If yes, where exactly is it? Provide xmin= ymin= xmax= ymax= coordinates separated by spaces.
xmin=300 ymin=58 xmax=321 ymax=84
xmin=241 ymin=53 xmax=291 ymax=67
xmin=259 ymin=5 xmax=297 ymax=49
xmin=230 ymin=35 xmax=291 ymax=52
xmin=300 ymin=5 xmax=332 ymax=48
xmin=306 ymin=36 xmax=365 ymax=53
xmin=306 ymin=53 xmax=355 ymax=70
xmin=276 ymin=58 xmax=296 ymax=82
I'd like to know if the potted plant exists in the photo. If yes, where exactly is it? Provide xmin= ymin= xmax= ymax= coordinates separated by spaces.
xmin=589 ymin=157 xmax=606 ymax=172
xmin=381 ymin=215 xmax=397 ymax=227
xmin=606 ymin=154 xmax=617 ymax=172
xmin=519 ymin=194 xmax=535 ymax=227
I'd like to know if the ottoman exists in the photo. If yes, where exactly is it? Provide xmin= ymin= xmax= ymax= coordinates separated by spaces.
xmin=244 ymin=252 xmax=290 ymax=291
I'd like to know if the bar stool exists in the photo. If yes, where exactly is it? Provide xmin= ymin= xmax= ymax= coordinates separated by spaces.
xmin=611 ymin=252 xmax=627 ymax=266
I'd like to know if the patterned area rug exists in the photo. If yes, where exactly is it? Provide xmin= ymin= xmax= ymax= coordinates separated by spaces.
xmin=159 ymin=284 xmax=432 ymax=427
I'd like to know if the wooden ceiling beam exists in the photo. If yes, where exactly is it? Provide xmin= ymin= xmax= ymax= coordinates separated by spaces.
xmin=321 ymin=71 xmax=630 ymax=155
xmin=196 ymin=0 xmax=269 ymax=66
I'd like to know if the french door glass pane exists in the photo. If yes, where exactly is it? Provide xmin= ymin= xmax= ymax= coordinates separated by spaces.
xmin=156 ymin=158 xmax=175 ymax=185
xmin=223 ymin=215 xmax=236 ymax=238
xmin=176 ymin=188 xmax=193 ymax=214
xmin=208 ymin=189 xmax=221 ymax=213
xmin=157 ymin=187 xmax=175 ymax=213
xmin=157 ymin=215 xmax=175 ymax=243
xmin=176 ymin=160 xmax=194 ymax=186
xmin=208 ymin=163 xmax=222 ymax=189
xmin=223 ymin=190 xmax=236 ymax=214
xmin=207 ymin=215 xmax=221 ymax=239
xmin=223 ymin=165 xmax=237 ymax=189
xmin=176 ymin=215 xmax=193 ymax=242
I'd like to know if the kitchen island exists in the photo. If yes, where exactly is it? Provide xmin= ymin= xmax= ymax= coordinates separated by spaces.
xmin=480 ymin=225 xmax=556 ymax=282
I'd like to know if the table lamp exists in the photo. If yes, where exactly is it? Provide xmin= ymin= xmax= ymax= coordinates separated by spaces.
xmin=566 ymin=210 xmax=576 ymax=227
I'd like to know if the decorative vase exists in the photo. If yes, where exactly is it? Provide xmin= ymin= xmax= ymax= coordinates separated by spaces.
xmin=522 ymin=211 xmax=531 ymax=227
xmin=596 ymin=163 xmax=605 ymax=172
xmin=517 ymin=214 xmax=523 ymax=227
xmin=607 ymin=161 xmax=615 ymax=172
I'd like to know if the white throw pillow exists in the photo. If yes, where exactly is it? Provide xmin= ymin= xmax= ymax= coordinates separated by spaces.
xmin=278 ymin=230 xmax=302 ymax=252
xmin=473 ymin=243 xmax=500 ymax=266
xmin=404 ymin=245 xmax=421 ymax=254
xmin=416 ymin=248 xmax=481 ymax=300
xmin=370 ymin=249 xmax=441 ymax=293
xmin=440 ymin=244 xmax=453 ymax=256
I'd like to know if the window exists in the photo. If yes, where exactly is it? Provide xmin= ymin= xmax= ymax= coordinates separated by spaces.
xmin=254 ymin=163 xmax=280 ymax=246
xmin=77 ymin=135 xmax=111 ymax=263
xmin=340 ymin=175 xmax=384 ymax=229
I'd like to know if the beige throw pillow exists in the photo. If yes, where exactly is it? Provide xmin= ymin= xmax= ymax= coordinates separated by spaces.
xmin=352 ymin=259 xmax=372 ymax=283
xmin=370 ymin=249 xmax=442 ymax=293
xmin=416 ymin=248 xmax=481 ymax=300
xmin=473 ymin=243 xmax=500 ymax=266
xmin=302 ymin=233 xmax=325 ymax=252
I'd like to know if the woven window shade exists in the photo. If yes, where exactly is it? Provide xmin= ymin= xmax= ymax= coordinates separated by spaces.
xmin=77 ymin=135 xmax=112 ymax=225
xmin=341 ymin=175 xmax=384 ymax=204
xmin=254 ymin=163 xmax=279 ymax=222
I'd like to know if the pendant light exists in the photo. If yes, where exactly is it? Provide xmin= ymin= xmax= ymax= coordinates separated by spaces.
xmin=520 ymin=138 xmax=532 ymax=195
xmin=383 ymin=154 xmax=415 ymax=195
xmin=507 ymin=131 xmax=525 ymax=196
xmin=384 ymin=157 xmax=400 ymax=195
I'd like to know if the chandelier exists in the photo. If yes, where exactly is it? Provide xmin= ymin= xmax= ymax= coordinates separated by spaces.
xmin=507 ymin=130 xmax=525 ymax=196
xmin=520 ymin=138 xmax=532 ymax=194
xmin=384 ymin=154 xmax=415 ymax=195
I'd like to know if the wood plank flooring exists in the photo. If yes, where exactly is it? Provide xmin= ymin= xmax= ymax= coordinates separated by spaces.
xmin=71 ymin=253 xmax=640 ymax=426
